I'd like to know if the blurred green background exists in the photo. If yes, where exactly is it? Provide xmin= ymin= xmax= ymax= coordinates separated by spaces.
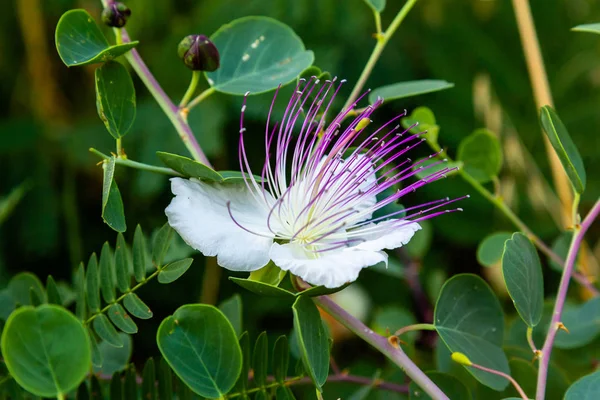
xmin=1 ymin=0 xmax=600 ymax=396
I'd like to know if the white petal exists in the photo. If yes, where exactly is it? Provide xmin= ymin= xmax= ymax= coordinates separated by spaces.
xmin=329 ymin=154 xmax=377 ymax=222
xmin=165 ymin=178 xmax=274 ymax=271
xmin=354 ymin=220 xmax=421 ymax=251
xmin=270 ymin=242 xmax=387 ymax=288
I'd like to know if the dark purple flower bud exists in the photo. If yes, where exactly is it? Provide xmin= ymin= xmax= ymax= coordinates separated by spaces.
xmin=177 ymin=35 xmax=220 ymax=72
xmin=101 ymin=2 xmax=131 ymax=28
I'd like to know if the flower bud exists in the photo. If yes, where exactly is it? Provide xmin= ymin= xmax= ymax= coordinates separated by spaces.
xmin=177 ymin=35 xmax=220 ymax=72
xmin=101 ymin=2 xmax=131 ymax=28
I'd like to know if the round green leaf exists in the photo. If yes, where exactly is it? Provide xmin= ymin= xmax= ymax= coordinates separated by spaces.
xmin=206 ymin=16 xmax=314 ymax=95
xmin=540 ymin=106 xmax=586 ymax=194
xmin=218 ymin=294 xmax=243 ymax=338
xmin=1 ymin=305 xmax=91 ymax=397
xmin=434 ymin=274 xmax=509 ymax=390
xmin=158 ymin=258 xmax=193 ymax=284
xmin=363 ymin=0 xmax=386 ymax=13
xmin=401 ymin=106 xmax=439 ymax=146
xmin=501 ymin=233 xmax=544 ymax=327
xmin=477 ymin=232 xmax=513 ymax=267
xmin=554 ymin=297 xmax=600 ymax=349
xmin=369 ymin=80 xmax=454 ymax=104
xmin=8 ymin=272 xmax=45 ymax=306
xmin=157 ymin=304 xmax=242 ymax=398
xmin=55 ymin=10 xmax=138 ymax=67
xmin=95 ymin=61 xmax=136 ymax=139
xmin=229 ymin=277 xmax=296 ymax=299
xmin=292 ymin=296 xmax=330 ymax=390
xmin=565 ymin=370 xmax=600 ymax=399
xmin=457 ymin=129 xmax=503 ymax=183
xmin=93 ymin=332 xmax=133 ymax=376
xmin=573 ymin=23 xmax=600 ymax=34
xmin=409 ymin=371 xmax=471 ymax=400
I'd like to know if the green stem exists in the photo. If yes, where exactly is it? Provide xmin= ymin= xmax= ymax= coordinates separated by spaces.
xmin=394 ymin=323 xmax=436 ymax=336
xmin=116 ymin=138 xmax=122 ymax=157
xmin=373 ymin=11 xmax=383 ymax=35
xmin=89 ymin=148 xmax=182 ymax=177
xmin=85 ymin=267 xmax=161 ymax=325
xmin=57 ymin=393 xmax=65 ymax=400
xmin=179 ymin=71 xmax=201 ymax=108
xmin=343 ymin=0 xmax=419 ymax=110
xmin=187 ymin=87 xmax=216 ymax=111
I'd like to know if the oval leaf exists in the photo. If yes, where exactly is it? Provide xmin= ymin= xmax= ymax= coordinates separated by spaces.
xmin=369 ymin=80 xmax=454 ymax=104
xmin=132 ymin=225 xmax=148 ymax=282
xmin=1 ymin=305 xmax=90 ymax=397
xmin=501 ymin=233 xmax=544 ymax=327
xmin=565 ymin=370 xmax=600 ymax=399
xmin=253 ymin=332 xmax=268 ymax=387
xmin=93 ymin=332 xmax=133 ymax=376
xmin=572 ymin=23 xmax=600 ymax=34
xmin=554 ymin=297 xmax=600 ymax=349
xmin=152 ymin=222 xmax=174 ymax=267
xmin=477 ymin=232 xmax=513 ymax=267
xmin=86 ymin=253 xmax=101 ymax=312
xmin=218 ymin=294 xmax=243 ymax=337
xmin=8 ymin=272 xmax=45 ymax=306
xmin=363 ymin=0 xmax=386 ymax=13
xmin=273 ymin=335 xmax=290 ymax=383
xmin=102 ymin=157 xmax=126 ymax=232
xmin=123 ymin=293 xmax=153 ymax=319
xmin=457 ymin=128 xmax=503 ymax=183
xmin=108 ymin=304 xmax=138 ymax=334
xmin=292 ymin=296 xmax=329 ymax=390
xmin=55 ymin=10 xmax=138 ymax=67
xmin=93 ymin=313 xmax=124 ymax=348
xmin=434 ymin=274 xmax=509 ymax=390
xmin=229 ymin=277 xmax=295 ymax=299
xmin=158 ymin=258 xmax=193 ymax=284
xmin=95 ymin=61 xmax=136 ymax=139
xmin=156 ymin=152 xmax=221 ymax=181
xmin=207 ymin=16 xmax=314 ymax=95
xmin=157 ymin=304 xmax=242 ymax=398
xmin=540 ymin=106 xmax=586 ymax=194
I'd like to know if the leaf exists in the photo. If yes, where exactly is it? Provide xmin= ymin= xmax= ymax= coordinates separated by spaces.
xmin=95 ymin=61 xmax=136 ymax=139
xmin=0 ymin=180 xmax=31 ymax=227
xmin=152 ymin=222 xmax=174 ymax=267
xmin=45 ymin=276 xmax=62 ymax=305
xmin=206 ymin=16 xmax=314 ymax=95
xmin=457 ymin=128 xmax=503 ymax=183
xmin=125 ymin=366 xmax=138 ymax=400
xmin=110 ymin=372 xmax=123 ymax=400
xmin=1 ymin=305 xmax=90 ymax=397
xmin=477 ymin=232 xmax=513 ymax=267
xmin=554 ymin=297 xmax=600 ymax=349
xmin=132 ymin=224 xmax=148 ymax=282
xmin=123 ymin=293 xmax=153 ymax=319
xmin=347 ymin=371 xmax=381 ymax=400
xmin=29 ymin=287 xmax=43 ymax=306
xmin=229 ymin=277 xmax=296 ymax=299
xmin=218 ymin=294 xmax=243 ymax=337
xmin=86 ymin=253 xmax=101 ymax=311
xmin=292 ymin=296 xmax=329 ymax=390
xmin=158 ymin=358 xmax=174 ymax=400
xmin=7 ymin=272 xmax=45 ymax=306
xmin=158 ymin=258 xmax=194 ymax=284
xmin=549 ymin=232 xmax=574 ymax=272
xmin=411 ymin=158 xmax=462 ymax=180
xmin=55 ymin=10 xmax=138 ymax=67
xmin=142 ymin=358 xmax=157 ymax=400
xmin=276 ymin=386 xmax=297 ymax=400
xmin=253 ymin=332 xmax=269 ymax=387
xmin=298 ymin=282 xmax=352 ymax=297
xmin=157 ymin=151 xmax=221 ymax=180
xmin=90 ymin=374 xmax=103 ymax=399
xmin=93 ymin=314 xmax=124 ymax=348
xmin=501 ymin=233 xmax=544 ymax=327
xmin=99 ymin=241 xmax=116 ymax=303
xmin=249 ymin=261 xmax=287 ymax=286
xmin=434 ymin=274 xmax=509 ymax=390
xmin=401 ymin=106 xmax=439 ymax=146
xmin=565 ymin=370 xmax=600 ymax=399
xmin=89 ymin=328 xmax=103 ymax=368
xmin=102 ymin=157 xmax=126 ymax=232
xmin=540 ymin=106 xmax=586 ymax=194
xmin=409 ymin=371 xmax=471 ymax=400
xmin=108 ymin=304 xmax=138 ymax=334
xmin=369 ymin=80 xmax=454 ymax=104
xmin=572 ymin=23 xmax=600 ymax=34
xmin=157 ymin=304 xmax=242 ymax=398
xmin=75 ymin=263 xmax=86 ymax=320
xmin=93 ymin=332 xmax=133 ymax=375
xmin=273 ymin=335 xmax=290 ymax=383
xmin=114 ymin=233 xmax=131 ymax=293
xmin=234 ymin=332 xmax=251 ymax=394
xmin=362 ymin=0 xmax=386 ymax=13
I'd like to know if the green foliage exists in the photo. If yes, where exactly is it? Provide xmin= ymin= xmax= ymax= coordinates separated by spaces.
xmin=553 ymin=297 xmax=600 ymax=349
xmin=231 ymin=276 xmax=296 ymax=298
xmin=93 ymin=332 xmax=132 ymax=375
xmin=102 ymin=157 xmax=127 ymax=232
xmin=572 ymin=23 xmax=600 ymax=34
xmin=158 ymin=258 xmax=194 ymax=283
xmin=434 ymin=274 xmax=509 ymax=390
xmin=207 ymin=16 xmax=314 ymax=94
xmin=363 ymin=0 xmax=386 ymax=13
xmin=457 ymin=129 xmax=503 ymax=183
xmin=157 ymin=304 xmax=242 ymax=398
xmin=477 ymin=232 xmax=512 ymax=267
xmin=292 ymin=295 xmax=330 ymax=391
xmin=369 ymin=80 xmax=454 ymax=104
xmin=55 ymin=10 xmax=138 ymax=67
xmin=1 ymin=305 xmax=90 ymax=397
xmin=501 ymin=233 xmax=544 ymax=327
xmin=95 ymin=61 xmax=136 ymax=139
xmin=218 ymin=294 xmax=243 ymax=337
xmin=408 ymin=372 xmax=471 ymax=400
xmin=142 ymin=358 xmax=158 ymax=400
xmin=565 ymin=370 xmax=600 ymax=399
xmin=539 ymin=106 xmax=586 ymax=194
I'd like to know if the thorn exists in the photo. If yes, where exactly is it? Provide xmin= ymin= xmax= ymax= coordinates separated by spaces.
xmin=388 ymin=335 xmax=403 ymax=348
xmin=557 ymin=322 xmax=570 ymax=334
xmin=532 ymin=350 xmax=542 ymax=363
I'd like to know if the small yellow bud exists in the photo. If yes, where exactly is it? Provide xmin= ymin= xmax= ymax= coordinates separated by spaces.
xmin=356 ymin=118 xmax=371 ymax=131
xmin=451 ymin=352 xmax=472 ymax=366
